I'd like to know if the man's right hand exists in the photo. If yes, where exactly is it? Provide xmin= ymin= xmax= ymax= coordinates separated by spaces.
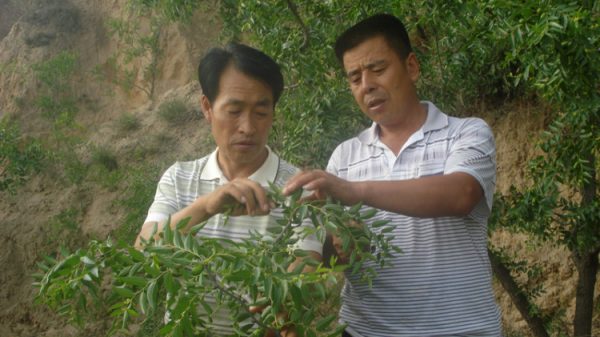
xmin=282 ymin=170 xmax=358 ymax=205
xmin=203 ymin=178 xmax=272 ymax=217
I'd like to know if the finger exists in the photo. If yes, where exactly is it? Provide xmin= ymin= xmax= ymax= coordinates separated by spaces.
xmin=248 ymin=305 xmax=264 ymax=314
xmin=282 ymin=170 xmax=321 ymax=196
xmin=232 ymin=179 xmax=270 ymax=216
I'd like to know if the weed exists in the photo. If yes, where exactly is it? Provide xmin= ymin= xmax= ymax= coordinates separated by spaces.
xmin=118 ymin=112 xmax=141 ymax=132
xmin=91 ymin=146 xmax=118 ymax=171
xmin=0 ymin=118 xmax=46 ymax=194
xmin=157 ymin=99 xmax=193 ymax=126
xmin=47 ymin=207 xmax=83 ymax=251
xmin=112 ymin=165 xmax=163 ymax=243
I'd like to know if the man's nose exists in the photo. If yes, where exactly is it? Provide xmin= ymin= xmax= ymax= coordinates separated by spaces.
xmin=238 ymin=113 xmax=256 ymax=134
xmin=361 ymin=71 xmax=376 ymax=93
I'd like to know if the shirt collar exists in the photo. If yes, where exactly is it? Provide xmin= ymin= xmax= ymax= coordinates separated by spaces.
xmin=200 ymin=146 xmax=279 ymax=185
xmin=357 ymin=101 xmax=448 ymax=145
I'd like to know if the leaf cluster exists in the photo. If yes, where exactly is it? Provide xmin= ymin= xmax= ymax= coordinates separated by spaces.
xmin=35 ymin=185 xmax=399 ymax=337
xmin=0 ymin=118 xmax=46 ymax=194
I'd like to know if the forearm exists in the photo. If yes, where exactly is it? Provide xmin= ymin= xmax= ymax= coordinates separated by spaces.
xmin=135 ymin=195 xmax=213 ymax=248
xmin=349 ymin=172 xmax=482 ymax=218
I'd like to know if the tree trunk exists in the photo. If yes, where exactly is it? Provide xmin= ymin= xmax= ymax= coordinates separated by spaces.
xmin=573 ymin=251 xmax=599 ymax=337
xmin=573 ymin=153 xmax=598 ymax=337
xmin=488 ymin=249 xmax=550 ymax=337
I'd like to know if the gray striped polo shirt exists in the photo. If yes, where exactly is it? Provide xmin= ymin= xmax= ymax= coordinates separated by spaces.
xmin=328 ymin=102 xmax=502 ymax=337
xmin=145 ymin=147 xmax=322 ymax=335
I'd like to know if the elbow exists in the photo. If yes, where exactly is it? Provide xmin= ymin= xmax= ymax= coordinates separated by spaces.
xmin=453 ymin=183 xmax=481 ymax=217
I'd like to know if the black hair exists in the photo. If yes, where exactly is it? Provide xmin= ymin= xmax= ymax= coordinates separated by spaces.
xmin=334 ymin=13 xmax=413 ymax=64
xmin=198 ymin=42 xmax=284 ymax=106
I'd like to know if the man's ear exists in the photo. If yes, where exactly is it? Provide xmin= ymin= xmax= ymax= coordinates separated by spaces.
xmin=405 ymin=52 xmax=420 ymax=83
xmin=200 ymin=95 xmax=212 ymax=122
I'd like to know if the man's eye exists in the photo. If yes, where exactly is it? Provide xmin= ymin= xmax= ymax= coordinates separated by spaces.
xmin=350 ymin=76 xmax=361 ymax=84
xmin=373 ymin=67 xmax=385 ymax=74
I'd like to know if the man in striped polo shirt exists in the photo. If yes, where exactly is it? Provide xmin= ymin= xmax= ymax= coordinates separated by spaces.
xmin=284 ymin=14 xmax=502 ymax=337
xmin=135 ymin=43 xmax=322 ymax=336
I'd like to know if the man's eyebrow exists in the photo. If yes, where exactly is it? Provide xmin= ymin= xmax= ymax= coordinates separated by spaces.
xmin=255 ymin=98 xmax=272 ymax=107
xmin=346 ymin=60 xmax=387 ymax=77
xmin=223 ymin=97 xmax=272 ymax=107
xmin=223 ymin=98 xmax=244 ymax=106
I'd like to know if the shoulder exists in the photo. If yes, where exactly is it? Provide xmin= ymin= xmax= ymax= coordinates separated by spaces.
xmin=162 ymin=155 xmax=210 ymax=179
xmin=448 ymin=116 xmax=493 ymax=133
xmin=446 ymin=116 xmax=495 ymax=144
xmin=331 ymin=133 xmax=367 ymax=159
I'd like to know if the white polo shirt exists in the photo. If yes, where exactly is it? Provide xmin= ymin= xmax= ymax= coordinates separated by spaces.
xmin=328 ymin=102 xmax=502 ymax=337
xmin=145 ymin=147 xmax=322 ymax=335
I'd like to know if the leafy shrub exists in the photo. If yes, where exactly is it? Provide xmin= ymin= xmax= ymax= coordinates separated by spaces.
xmin=118 ymin=112 xmax=141 ymax=132
xmin=0 ymin=118 xmax=46 ymax=193
xmin=157 ymin=99 xmax=194 ymax=126
xmin=36 ymin=186 xmax=399 ymax=336
xmin=91 ymin=146 xmax=119 ymax=171
xmin=113 ymin=165 xmax=163 ymax=243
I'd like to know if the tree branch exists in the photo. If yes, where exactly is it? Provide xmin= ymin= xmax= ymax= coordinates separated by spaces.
xmin=285 ymin=0 xmax=310 ymax=50
xmin=488 ymin=248 xmax=550 ymax=337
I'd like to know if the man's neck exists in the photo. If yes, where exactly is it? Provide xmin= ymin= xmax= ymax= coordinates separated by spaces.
xmin=378 ymin=102 xmax=427 ymax=155
xmin=217 ymin=148 xmax=269 ymax=181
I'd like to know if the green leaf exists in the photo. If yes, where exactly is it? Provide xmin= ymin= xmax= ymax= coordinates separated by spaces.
xmin=316 ymin=313 xmax=337 ymax=331
xmin=119 ymin=276 xmax=147 ymax=287
xmin=114 ymin=286 xmax=134 ymax=298
xmin=147 ymin=279 xmax=158 ymax=311
xmin=349 ymin=202 xmax=362 ymax=214
xmin=371 ymin=219 xmax=389 ymax=228
xmin=360 ymin=208 xmax=377 ymax=219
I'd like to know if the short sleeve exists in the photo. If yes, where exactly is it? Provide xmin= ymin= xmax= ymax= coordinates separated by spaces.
xmin=144 ymin=163 xmax=180 ymax=223
xmin=326 ymin=145 xmax=342 ymax=176
xmin=444 ymin=118 xmax=496 ymax=212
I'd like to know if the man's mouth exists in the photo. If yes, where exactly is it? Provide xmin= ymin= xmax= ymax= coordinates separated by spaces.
xmin=367 ymin=98 xmax=385 ymax=111
xmin=233 ymin=141 xmax=256 ymax=148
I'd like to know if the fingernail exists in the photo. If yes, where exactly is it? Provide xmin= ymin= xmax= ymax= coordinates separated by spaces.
xmin=240 ymin=196 xmax=247 ymax=204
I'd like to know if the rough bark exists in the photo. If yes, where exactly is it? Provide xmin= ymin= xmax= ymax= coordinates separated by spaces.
xmin=573 ymin=153 xmax=598 ymax=337
xmin=489 ymin=249 xmax=550 ymax=337
xmin=573 ymin=251 xmax=599 ymax=337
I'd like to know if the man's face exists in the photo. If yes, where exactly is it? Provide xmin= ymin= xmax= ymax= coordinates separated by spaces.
xmin=201 ymin=64 xmax=274 ymax=170
xmin=342 ymin=35 xmax=420 ymax=126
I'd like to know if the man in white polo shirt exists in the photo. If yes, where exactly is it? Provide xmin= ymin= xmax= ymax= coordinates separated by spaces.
xmin=135 ymin=42 xmax=322 ymax=336
xmin=284 ymin=14 xmax=502 ymax=337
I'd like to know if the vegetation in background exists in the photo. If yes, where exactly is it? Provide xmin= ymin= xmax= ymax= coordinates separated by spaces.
xmin=158 ymin=99 xmax=196 ymax=126
xmin=118 ymin=112 xmax=142 ymax=132
xmin=0 ymin=118 xmax=45 ymax=193
xmin=97 ymin=6 xmax=164 ymax=98
xmin=36 ymin=186 xmax=399 ymax=337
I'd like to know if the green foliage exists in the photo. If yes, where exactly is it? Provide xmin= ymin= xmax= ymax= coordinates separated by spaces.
xmin=113 ymin=165 xmax=164 ymax=243
xmin=118 ymin=112 xmax=142 ymax=132
xmin=157 ymin=99 xmax=195 ymax=126
xmin=45 ymin=207 xmax=85 ymax=252
xmin=129 ymin=0 xmax=203 ymax=22
xmin=0 ymin=118 xmax=46 ymax=193
xmin=36 ymin=186 xmax=399 ymax=336
xmin=32 ymin=51 xmax=79 ymax=128
xmin=91 ymin=145 xmax=119 ymax=172
xmin=102 ymin=6 xmax=164 ymax=98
